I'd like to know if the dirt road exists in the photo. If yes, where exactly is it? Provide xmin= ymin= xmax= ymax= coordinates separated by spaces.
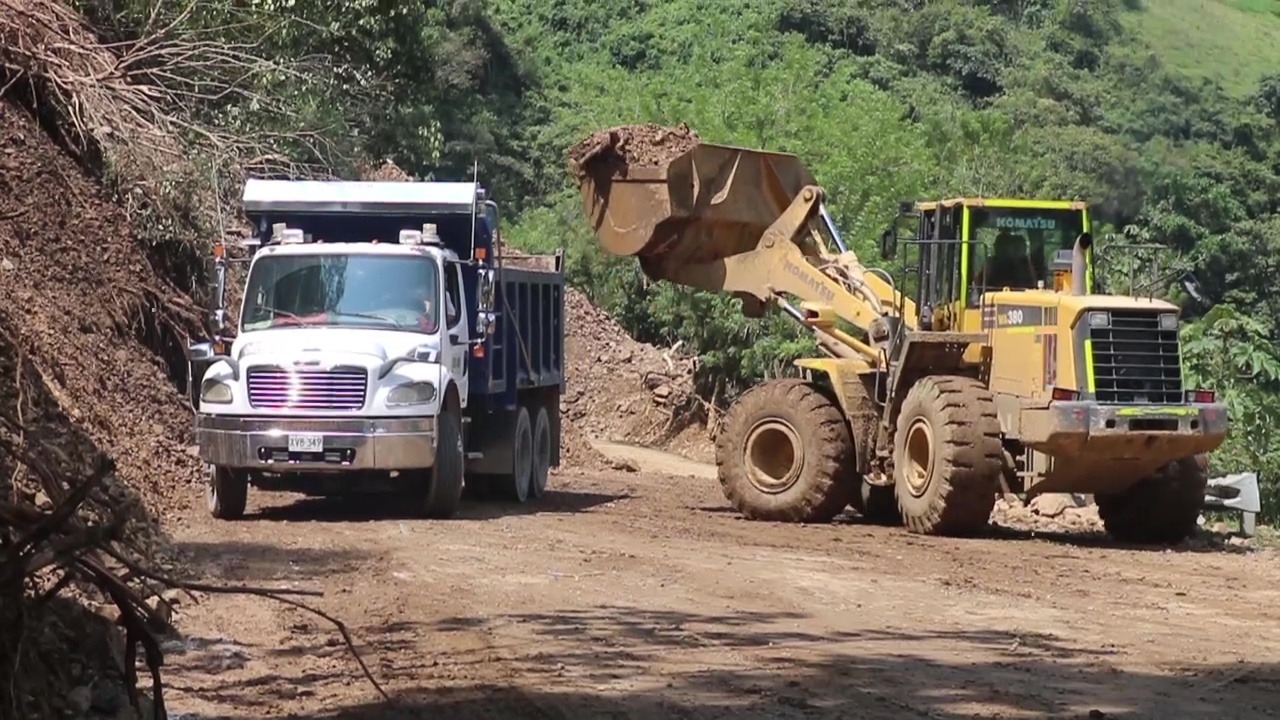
xmin=161 ymin=446 xmax=1280 ymax=720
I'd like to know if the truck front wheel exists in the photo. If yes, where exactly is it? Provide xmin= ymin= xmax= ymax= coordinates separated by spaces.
xmin=423 ymin=410 xmax=465 ymax=519
xmin=716 ymin=379 xmax=856 ymax=523
xmin=207 ymin=464 xmax=248 ymax=520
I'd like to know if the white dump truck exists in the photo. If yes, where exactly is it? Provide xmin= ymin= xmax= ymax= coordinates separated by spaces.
xmin=187 ymin=178 xmax=565 ymax=519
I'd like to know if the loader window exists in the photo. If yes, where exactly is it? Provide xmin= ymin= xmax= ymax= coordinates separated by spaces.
xmin=966 ymin=208 xmax=1085 ymax=305
xmin=241 ymin=253 xmax=441 ymax=333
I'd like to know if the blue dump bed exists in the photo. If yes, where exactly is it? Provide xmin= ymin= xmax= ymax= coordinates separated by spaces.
xmin=239 ymin=179 xmax=566 ymax=418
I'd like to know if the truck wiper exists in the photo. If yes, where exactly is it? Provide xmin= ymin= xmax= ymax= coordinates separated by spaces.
xmin=328 ymin=310 xmax=401 ymax=326
xmin=258 ymin=305 xmax=315 ymax=327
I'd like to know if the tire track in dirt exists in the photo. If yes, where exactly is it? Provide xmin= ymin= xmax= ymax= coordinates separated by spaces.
xmin=157 ymin=444 xmax=1280 ymax=720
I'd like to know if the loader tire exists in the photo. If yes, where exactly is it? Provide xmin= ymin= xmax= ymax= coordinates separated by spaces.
xmin=893 ymin=376 xmax=1003 ymax=536
xmin=855 ymin=481 xmax=902 ymax=525
xmin=716 ymin=378 xmax=856 ymax=523
xmin=1096 ymin=455 xmax=1209 ymax=545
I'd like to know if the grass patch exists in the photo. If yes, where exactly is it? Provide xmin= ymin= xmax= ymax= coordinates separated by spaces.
xmin=1125 ymin=0 xmax=1280 ymax=95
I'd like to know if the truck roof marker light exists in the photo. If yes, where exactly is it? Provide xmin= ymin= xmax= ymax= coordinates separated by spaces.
xmin=279 ymin=229 xmax=305 ymax=244
xmin=422 ymin=223 xmax=442 ymax=245
xmin=399 ymin=229 xmax=424 ymax=245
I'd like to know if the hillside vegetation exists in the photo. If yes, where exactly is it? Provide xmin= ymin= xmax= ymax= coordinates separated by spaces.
xmin=66 ymin=0 xmax=1280 ymax=519
xmin=1126 ymin=0 xmax=1280 ymax=96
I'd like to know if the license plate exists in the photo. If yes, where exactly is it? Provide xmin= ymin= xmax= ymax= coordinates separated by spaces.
xmin=288 ymin=434 xmax=324 ymax=453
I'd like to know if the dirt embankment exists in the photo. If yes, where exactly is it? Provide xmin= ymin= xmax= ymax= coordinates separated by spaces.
xmin=0 ymin=97 xmax=206 ymax=718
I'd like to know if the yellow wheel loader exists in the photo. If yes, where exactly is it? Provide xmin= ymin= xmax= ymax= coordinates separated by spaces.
xmin=570 ymin=140 xmax=1229 ymax=543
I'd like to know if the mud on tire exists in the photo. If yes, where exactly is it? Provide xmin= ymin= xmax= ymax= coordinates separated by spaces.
xmin=716 ymin=378 xmax=856 ymax=523
xmin=893 ymin=376 xmax=1003 ymax=536
xmin=1096 ymin=455 xmax=1209 ymax=545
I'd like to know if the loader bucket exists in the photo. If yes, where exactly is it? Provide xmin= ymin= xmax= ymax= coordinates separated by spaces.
xmin=573 ymin=142 xmax=818 ymax=279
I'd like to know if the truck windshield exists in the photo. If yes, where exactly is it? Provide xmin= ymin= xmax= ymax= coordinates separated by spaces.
xmin=967 ymin=207 xmax=1086 ymax=298
xmin=240 ymin=253 xmax=441 ymax=333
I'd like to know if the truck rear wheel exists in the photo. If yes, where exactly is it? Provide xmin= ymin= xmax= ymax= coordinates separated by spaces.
xmin=423 ymin=410 xmax=465 ymax=519
xmin=530 ymin=406 xmax=552 ymax=499
xmin=494 ymin=405 xmax=534 ymax=503
xmin=1096 ymin=455 xmax=1209 ymax=544
xmin=207 ymin=464 xmax=248 ymax=520
xmin=716 ymin=378 xmax=855 ymax=523
xmin=893 ymin=376 xmax=1002 ymax=536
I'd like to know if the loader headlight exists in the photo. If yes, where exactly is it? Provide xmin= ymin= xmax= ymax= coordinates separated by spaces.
xmin=387 ymin=381 xmax=437 ymax=407
xmin=1159 ymin=313 xmax=1179 ymax=330
xmin=1087 ymin=311 xmax=1110 ymax=327
xmin=200 ymin=379 xmax=233 ymax=404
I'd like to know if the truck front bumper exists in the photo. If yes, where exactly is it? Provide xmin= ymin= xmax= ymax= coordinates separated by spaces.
xmin=195 ymin=415 xmax=436 ymax=471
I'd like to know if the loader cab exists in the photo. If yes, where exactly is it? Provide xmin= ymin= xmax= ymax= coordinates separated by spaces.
xmin=880 ymin=199 xmax=1093 ymax=332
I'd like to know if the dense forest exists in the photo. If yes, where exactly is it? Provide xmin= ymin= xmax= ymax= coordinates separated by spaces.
xmin=72 ymin=0 xmax=1280 ymax=519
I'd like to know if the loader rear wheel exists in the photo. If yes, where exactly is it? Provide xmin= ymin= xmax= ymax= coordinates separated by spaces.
xmin=716 ymin=379 xmax=855 ymax=523
xmin=855 ymin=481 xmax=902 ymax=525
xmin=893 ymin=376 xmax=1003 ymax=536
xmin=1096 ymin=455 xmax=1209 ymax=545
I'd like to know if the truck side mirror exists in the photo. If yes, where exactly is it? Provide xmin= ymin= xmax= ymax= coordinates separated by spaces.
xmin=477 ymin=268 xmax=496 ymax=312
xmin=210 ymin=308 xmax=228 ymax=335
xmin=879 ymin=227 xmax=897 ymax=261
xmin=187 ymin=341 xmax=215 ymax=411
xmin=475 ymin=310 xmax=496 ymax=338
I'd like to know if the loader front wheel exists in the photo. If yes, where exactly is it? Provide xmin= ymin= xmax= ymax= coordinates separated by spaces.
xmin=1095 ymin=455 xmax=1209 ymax=545
xmin=893 ymin=376 xmax=1003 ymax=536
xmin=716 ymin=379 xmax=855 ymax=523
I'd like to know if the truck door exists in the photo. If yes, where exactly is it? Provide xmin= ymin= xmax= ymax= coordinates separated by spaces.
xmin=442 ymin=261 xmax=469 ymax=406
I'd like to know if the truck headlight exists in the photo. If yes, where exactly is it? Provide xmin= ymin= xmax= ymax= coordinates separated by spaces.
xmin=387 ymin=381 xmax=437 ymax=407
xmin=1159 ymin=312 xmax=1178 ymax=330
xmin=200 ymin=379 xmax=233 ymax=404
xmin=1087 ymin=311 xmax=1110 ymax=327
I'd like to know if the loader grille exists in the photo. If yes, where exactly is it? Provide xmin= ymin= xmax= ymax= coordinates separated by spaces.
xmin=1088 ymin=311 xmax=1182 ymax=405
xmin=246 ymin=366 xmax=368 ymax=411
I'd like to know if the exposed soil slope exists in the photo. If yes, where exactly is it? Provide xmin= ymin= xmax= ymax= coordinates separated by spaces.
xmin=0 ymin=101 xmax=204 ymax=519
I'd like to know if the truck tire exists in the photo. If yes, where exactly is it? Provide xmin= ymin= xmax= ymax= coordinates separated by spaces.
xmin=495 ymin=405 xmax=534 ymax=503
xmin=423 ymin=410 xmax=465 ymax=519
xmin=1096 ymin=455 xmax=1209 ymax=544
xmin=892 ymin=376 xmax=1002 ymax=536
xmin=207 ymin=464 xmax=248 ymax=520
xmin=530 ymin=405 xmax=552 ymax=499
xmin=716 ymin=378 xmax=855 ymax=523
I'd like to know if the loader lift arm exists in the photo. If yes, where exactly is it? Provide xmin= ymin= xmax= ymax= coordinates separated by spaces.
xmin=574 ymin=142 xmax=915 ymax=368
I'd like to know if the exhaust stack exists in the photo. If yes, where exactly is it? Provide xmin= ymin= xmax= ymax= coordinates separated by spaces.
xmin=1071 ymin=232 xmax=1093 ymax=296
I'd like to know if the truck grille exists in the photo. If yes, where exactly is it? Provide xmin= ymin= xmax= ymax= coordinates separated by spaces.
xmin=246 ymin=366 xmax=368 ymax=411
xmin=1089 ymin=311 xmax=1182 ymax=404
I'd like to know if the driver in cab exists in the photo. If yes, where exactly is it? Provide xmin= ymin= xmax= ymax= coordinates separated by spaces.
xmin=975 ymin=231 xmax=1039 ymax=291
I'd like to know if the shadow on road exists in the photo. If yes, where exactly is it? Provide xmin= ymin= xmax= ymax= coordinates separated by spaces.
xmin=693 ymin=504 xmax=1249 ymax=556
xmin=242 ymin=487 xmax=628 ymax=524
xmin=174 ymin=540 xmax=376 ymax=583
xmin=188 ymin=604 xmax=1277 ymax=720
